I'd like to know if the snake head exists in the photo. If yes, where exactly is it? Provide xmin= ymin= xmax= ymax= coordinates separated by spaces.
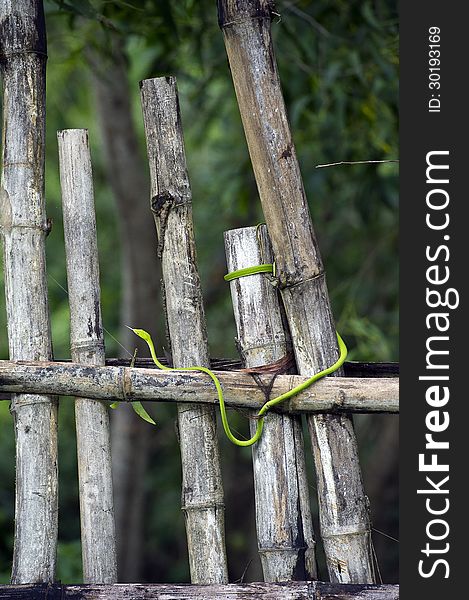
xmin=125 ymin=326 xmax=152 ymax=344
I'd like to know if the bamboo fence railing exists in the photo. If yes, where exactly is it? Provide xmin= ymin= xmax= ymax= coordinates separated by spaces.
xmin=0 ymin=582 xmax=399 ymax=599
xmin=0 ymin=362 xmax=398 ymax=414
xmin=0 ymin=0 xmax=399 ymax=597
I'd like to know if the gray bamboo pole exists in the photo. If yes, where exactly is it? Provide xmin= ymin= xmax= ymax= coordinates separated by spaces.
xmin=57 ymin=129 xmax=118 ymax=583
xmin=0 ymin=582 xmax=400 ymax=599
xmin=217 ymin=0 xmax=375 ymax=583
xmin=224 ymin=225 xmax=316 ymax=581
xmin=0 ymin=361 xmax=399 ymax=413
xmin=0 ymin=0 xmax=58 ymax=583
xmin=140 ymin=76 xmax=228 ymax=584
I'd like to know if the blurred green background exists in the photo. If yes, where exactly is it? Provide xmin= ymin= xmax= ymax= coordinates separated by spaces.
xmin=0 ymin=0 xmax=398 ymax=585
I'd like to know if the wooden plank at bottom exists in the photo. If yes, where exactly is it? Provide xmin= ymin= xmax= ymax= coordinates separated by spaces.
xmin=0 ymin=582 xmax=399 ymax=599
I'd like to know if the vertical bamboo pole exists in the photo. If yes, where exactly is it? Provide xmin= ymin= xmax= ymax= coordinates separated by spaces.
xmin=140 ymin=76 xmax=228 ymax=584
xmin=57 ymin=129 xmax=118 ymax=583
xmin=0 ymin=0 xmax=58 ymax=583
xmin=217 ymin=0 xmax=375 ymax=583
xmin=224 ymin=225 xmax=316 ymax=582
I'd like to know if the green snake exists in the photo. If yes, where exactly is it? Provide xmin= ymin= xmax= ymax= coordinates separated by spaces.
xmin=127 ymin=326 xmax=347 ymax=447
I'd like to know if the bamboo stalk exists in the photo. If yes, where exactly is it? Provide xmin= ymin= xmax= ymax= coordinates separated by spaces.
xmin=225 ymin=225 xmax=316 ymax=581
xmin=0 ymin=361 xmax=400 ymax=414
xmin=0 ymin=582 xmax=400 ymax=599
xmin=140 ymin=76 xmax=228 ymax=584
xmin=0 ymin=0 xmax=58 ymax=583
xmin=217 ymin=0 xmax=375 ymax=582
xmin=57 ymin=129 xmax=117 ymax=583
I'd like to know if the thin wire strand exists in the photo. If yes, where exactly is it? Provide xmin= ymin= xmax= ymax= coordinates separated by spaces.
xmin=315 ymin=159 xmax=399 ymax=169
xmin=371 ymin=536 xmax=383 ymax=584
xmin=234 ymin=558 xmax=253 ymax=584
xmin=282 ymin=1 xmax=330 ymax=37
xmin=48 ymin=273 xmax=134 ymax=358
xmin=372 ymin=527 xmax=399 ymax=543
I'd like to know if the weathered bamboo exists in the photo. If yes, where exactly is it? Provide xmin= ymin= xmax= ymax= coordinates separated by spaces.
xmin=0 ymin=361 xmax=400 ymax=413
xmin=225 ymin=225 xmax=316 ymax=581
xmin=0 ymin=582 xmax=400 ymax=599
xmin=0 ymin=0 xmax=58 ymax=583
xmin=140 ymin=76 xmax=228 ymax=583
xmin=217 ymin=0 xmax=375 ymax=582
xmin=57 ymin=129 xmax=117 ymax=583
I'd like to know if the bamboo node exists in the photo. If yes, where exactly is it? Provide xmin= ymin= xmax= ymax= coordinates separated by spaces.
xmin=220 ymin=15 xmax=269 ymax=28
xmin=217 ymin=0 xmax=276 ymax=29
xmin=10 ymin=395 xmax=58 ymax=411
xmin=0 ymin=49 xmax=48 ymax=60
xmin=0 ymin=217 xmax=54 ymax=235
xmin=321 ymin=527 xmax=371 ymax=539
xmin=181 ymin=501 xmax=225 ymax=512
xmin=279 ymin=270 xmax=325 ymax=291
xmin=70 ymin=340 xmax=105 ymax=355
xmin=258 ymin=546 xmax=307 ymax=554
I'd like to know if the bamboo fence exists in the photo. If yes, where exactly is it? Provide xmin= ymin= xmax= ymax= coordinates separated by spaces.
xmin=0 ymin=0 xmax=399 ymax=597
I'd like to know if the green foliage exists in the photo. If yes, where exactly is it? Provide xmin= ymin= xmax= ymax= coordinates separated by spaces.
xmin=56 ymin=541 xmax=83 ymax=583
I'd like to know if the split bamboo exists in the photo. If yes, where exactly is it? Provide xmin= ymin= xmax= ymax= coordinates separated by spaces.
xmin=0 ymin=0 xmax=58 ymax=583
xmin=140 ymin=76 xmax=228 ymax=583
xmin=57 ymin=129 xmax=117 ymax=583
xmin=0 ymin=361 xmax=400 ymax=413
xmin=225 ymin=225 xmax=316 ymax=581
xmin=217 ymin=0 xmax=375 ymax=582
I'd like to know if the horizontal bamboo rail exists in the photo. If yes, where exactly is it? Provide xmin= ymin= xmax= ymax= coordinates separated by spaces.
xmin=0 ymin=361 xmax=398 ymax=413
xmin=0 ymin=582 xmax=399 ymax=599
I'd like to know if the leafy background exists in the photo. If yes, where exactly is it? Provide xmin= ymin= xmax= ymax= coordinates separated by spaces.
xmin=0 ymin=0 xmax=398 ymax=584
